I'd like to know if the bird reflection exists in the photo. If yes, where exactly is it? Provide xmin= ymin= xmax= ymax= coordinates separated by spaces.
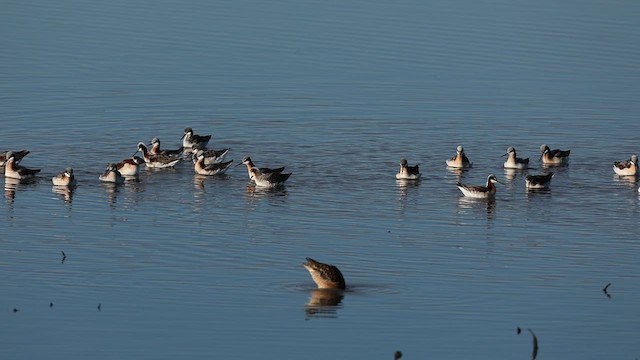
xmin=503 ymin=167 xmax=526 ymax=182
xmin=457 ymin=196 xmax=496 ymax=219
xmin=396 ymin=179 xmax=420 ymax=199
xmin=613 ymin=174 xmax=637 ymax=187
xmin=245 ymin=182 xmax=288 ymax=199
xmin=52 ymin=185 xmax=75 ymax=204
xmin=4 ymin=176 xmax=38 ymax=203
xmin=304 ymin=288 xmax=344 ymax=319
xmin=101 ymin=183 xmax=120 ymax=207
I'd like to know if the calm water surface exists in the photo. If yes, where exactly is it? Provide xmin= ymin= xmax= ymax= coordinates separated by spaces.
xmin=2 ymin=0 xmax=640 ymax=359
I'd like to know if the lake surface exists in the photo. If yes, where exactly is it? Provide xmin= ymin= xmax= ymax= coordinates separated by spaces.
xmin=2 ymin=0 xmax=640 ymax=359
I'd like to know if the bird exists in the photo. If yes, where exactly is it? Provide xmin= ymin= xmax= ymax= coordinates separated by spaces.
xmin=249 ymin=167 xmax=291 ymax=188
xmin=394 ymin=351 xmax=403 ymax=360
xmin=446 ymin=145 xmax=472 ymax=168
xmin=98 ymin=163 xmax=125 ymax=184
xmin=540 ymin=144 xmax=570 ymax=165
xmin=396 ymin=158 xmax=421 ymax=180
xmin=3 ymin=151 xmax=41 ymax=180
xmin=191 ymin=144 xmax=231 ymax=165
xmin=503 ymin=147 xmax=529 ymax=169
xmin=239 ymin=156 xmax=285 ymax=180
xmin=193 ymin=150 xmax=233 ymax=175
xmin=149 ymin=137 xmax=184 ymax=156
xmin=613 ymin=154 xmax=638 ymax=176
xmin=1 ymin=150 xmax=29 ymax=166
xmin=457 ymin=174 xmax=502 ymax=198
xmin=303 ymin=257 xmax=346 ymax=290
xmin=135 ymin=143 xmax=181 ymax=168
xmin=525 ymin=172 xmax=554 ymax=189
xmin=181 ymin=127 xmax=211 ymax=148
xmin=115 ymin=156 xmax=145 ymax=177
xmin=51 ymin=167 xmax=77 ymax=187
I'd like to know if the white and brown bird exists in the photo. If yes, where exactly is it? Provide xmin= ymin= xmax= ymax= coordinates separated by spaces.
xmin=3 ymin=151 xmax=40 ymax=180
xmin=1 ymin=150 xmax=29 ymax=166
xmin=249 ymin=167 xmax=291 ymax=188
xmin=116 ymin=156 xmax=145 ymax=177
xmin=525 ymin=172 xmax=554 ymax=189
xmin=181 ymin=127 xmax=211 ymax=148
xmin=303 ymin=258 xmax=346 ymax=290
xmin=613 ymin=154 xmax=638 ymax=176
xmin=99 ymin=163 xmax=125 ymax=184
xmin=396 ymin=158 xmax=421 ymax=180
xmin=193 ymin=150 xmax=233 ymax=176
xmin=239 ymin=156 xmax=285 ymax=180
xmin=149 ymin=137 xmax=184 ymax=156
xmin=540 ymin=144 xmax=570 ymax=165
xmin=503 ymin=147 xmax=529 ymax=169
xmin=457 ymin=174 xmax=502 ymax=199
xmin=191 ymin=144 xmax=231 ymax=165
xmin=135 ymin=143 xmax=181 ymax=168
xmin=52 ymin=167 xmax=77 ymax=187
xmin=446 ymin=145 xmax=472 ymax=169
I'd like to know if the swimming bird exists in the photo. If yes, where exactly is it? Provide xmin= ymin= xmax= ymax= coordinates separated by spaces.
xmin=503 ymin=147 xmax=529 ymax=169
xmin=396 ymin=158 xmax=421 ymax=180
xmin=457 ymin=174 xmax=502 ymax=198
xmin=181 ymin=127 xmax=211 ymax=148
xmin=3 ymin=151 xmax=41 ymax=180
xmin=99 ymin=163 xmax=125 ymax=184
xmin=446 ymin=145 xmax=472 ymax=169
xmin=249 ymin=167 xmax=292 ymax=188
xmin=239 ymin=156 xmax=285 ymax=180
xmin=1 ymin=150 xmax=29 ymax=166
xmin=525 ymin=172 xmax=553 ymax=189
xmin=540 ymin=144 xmax=570 ymax=165
xmin=149 ymin=137 xmax=184 ymax=156
xmin=51 ymin=167 xmax=77 ymax=187
xmin=394 ymin=351 xmax=403 ymax=360
xmin=613 ymin=154 xmax=638 ymax=176
xmin=135 ymin=143 xmax=181 ymax=168
xmin=191 ymin=144 xmax=231 ymax=165
xmin=116 ymin=156 xmax=145 ymax=177
xmin=303 ymin=257 xmax=346 ymax=290
xmin=193 ymin=150 xmax=233 ymax=175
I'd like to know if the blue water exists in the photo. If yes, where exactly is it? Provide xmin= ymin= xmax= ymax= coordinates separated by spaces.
xmin=2 ymin=0 xmax=640 ymax=359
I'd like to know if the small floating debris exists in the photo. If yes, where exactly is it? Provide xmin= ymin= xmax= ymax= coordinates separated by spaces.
xmin=49 ymin=302 xmax=53 ymax=308
xmin=603 ymin=283 xmax=612 ymax=298
xmin=394 ymin=350 xmax=403 ymax=360
xmin=13 ymin=308 xmax=19 ymax=313
xmin=61 ymin=251 xmax=66 ymax=264
xmin=518 ymin=327 xmax=539 ymax=360
xmin=97 ymin=304 xmax=101 ymax=312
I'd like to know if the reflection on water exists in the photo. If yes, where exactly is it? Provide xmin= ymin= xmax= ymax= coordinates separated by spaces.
xmin=456 ymin=196 xmax=496 ymax=220
xmin=4 ymin=176 xmax=38 ymax=203
xmin=52 ymin=185 xmax=75 ymax=204
xmin=100 ymin=182 xmax=121 ymax=207
xmin=503 ymin=168 xmax=526 ymax=182
xmin=613 ymin=174 xmax=638 ymax=187
xmin=305 ymin=289 xmax=344 ymax=319
xmin=245 ymin=183 xmax=289 ymax=199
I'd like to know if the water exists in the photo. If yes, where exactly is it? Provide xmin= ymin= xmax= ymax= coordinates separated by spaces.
xmin=2 ymin=0 xmax=640 ymax=359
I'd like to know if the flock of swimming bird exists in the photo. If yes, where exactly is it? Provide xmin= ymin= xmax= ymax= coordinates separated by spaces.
xmin=397 ymin=144 xmax=640 ymax=198
xmin=1 ymin=127 xmax=293 ymax=189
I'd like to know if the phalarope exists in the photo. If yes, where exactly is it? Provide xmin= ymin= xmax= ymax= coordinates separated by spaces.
xmin=613 ymin=155 xmax=638 ymax=176
xmin=99 ymin=163 xmax=125 ymax=184
xmin=191 ymin=144 xmax=231 ymax=165
xmin=249 ymin=167 xmax=291 ymax=188
xmin=503 ymin=147 xmax=529 ymax=169
xmin=193 ymin=150 xmax=233 ymax=175
xmin=1 ymin=150 xmax=29 ymax=166
xmin=540 ymin=144 xmax=570 ymax=165
xmin=457 ymin=174 xmax=502 ymax=198
xmin=149 ymin=137 xmax=184 ymax=156
xmin=135 ymin=143 xmax=181 ymax=168
xmin=239 ymin=156 xmax=285 ymax=180
xmin=525 ymin=172 xmax=553 ymax=189
xmin=446 ymin=145 xmax=472 ymax=169
xmin=3 ymin=151 xmax=40 ymax=180
xmin=181 ymin=127 xmax=211 ymax=148
xmin=116 ymin=156 xmax=145 ymax=177
xmin=396 ymin=158 xmax=421 ymax=180
xmin=52 ymin=167 xmax=77 ymax=187
xmin=303 ymin=257 xmax=346 ymax=290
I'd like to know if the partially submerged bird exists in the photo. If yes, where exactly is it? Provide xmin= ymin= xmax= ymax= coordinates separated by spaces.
xmin=191 ymin=144 xmax=231 ymax=165
xmin=503 ymin=147 xmax=529 ymax=169
xmin=396 ymin=158 xmax=421 ymax=180
xmin=1 ymin=150 xmax=29 ymax=166
xmin=135 ymin=143 xmax=181 ymax=168
xmin=116 ymin=156 xmax=145 ymax=177
xmin=149 ymin=137 xmax=184 ymax=156
xmin=193 ymin=150 xmax=233 ymax=175
xmin=239 ymin=156 xmax=285 ymax=180
xmin=181 ymin=127 xmax=211 ymax=148
xmin=613 ymin=154 xmax=638 ymax=176
xmin=3 ymin=151 xmax=41 ymax=180
xmin=249 ymin=167 xmax=291 ymax=188
xmin=540 ymin=144 xmax=570 ymax=165
xmin=446 ymin=145 xmax=472 ymax=169
xmin=525 ymin=172 xmax=554 ymax=189
xmin=52 ymin=167 xmax=77 ymax=187
xmin=457 ymin=174 xmax=502 ymax=199
xmin=99 ymin=163 xmax=125 ymax=184
xmin=303 ymin=257 xmax=346 ymax=290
